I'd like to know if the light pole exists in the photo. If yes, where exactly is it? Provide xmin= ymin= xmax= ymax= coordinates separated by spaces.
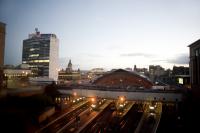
xmin=72 ymin=92 xmax=77 ymax=103
xmin=120 ymin=79 xmax=123 ymax=88
xmin=117 ymin=96 xmax=126 ymax=116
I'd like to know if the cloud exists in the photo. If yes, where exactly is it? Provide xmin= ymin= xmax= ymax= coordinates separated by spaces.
xmin=83 ymin=53 xmax=104 ymax=58
xmin=120 ymin=53 xmax=155 ymax=58
xmin=151 ymin=59 xmax=167 ymax=62
xmin=152 ymin=53 xmax=189 ymax=65
xmin=167 ymin=53 xmax=189 ymax=64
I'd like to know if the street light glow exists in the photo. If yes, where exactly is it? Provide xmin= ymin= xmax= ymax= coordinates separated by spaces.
xmin=91 ymin=104 xmax=96 ymax=108
xmin=120 ymin=97 xmax=124 ymax=101
xmin=73 ymin=92 xmax=77 ymax=96
xmin=149 ymin=106 xmax=155 ymax=110
xmin=91 ymin=98 xmax=95 ymax=102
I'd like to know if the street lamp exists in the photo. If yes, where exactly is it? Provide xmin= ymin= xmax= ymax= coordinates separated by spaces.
xmin=73 ymin=92 xmax=77 ymax=97
xmin=71 ymin=92 xmax=77 ymax=104
xmin=149 ymin=106 xmax=155 ymax=110
xmin=90 ymin=97 xmax=96 ymax=110
xmin=120 ymin=97 xmax=124 ymax=102
xmin=91 ymin=97 xmax=95 ymax=102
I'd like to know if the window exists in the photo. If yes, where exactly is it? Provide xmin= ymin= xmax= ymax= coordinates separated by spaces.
xmin=196 ymin=49 xmax=199 ymax=56
xmin=178 ymin=78 xmax=183 ymax=84
xmin=29 ymin=48 xmax=35 ymax=51
xmin=29 ymin=54 xmax=39 ymax=57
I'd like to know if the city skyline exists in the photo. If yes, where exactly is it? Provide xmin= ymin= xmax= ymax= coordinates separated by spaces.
xmin=1 ymin=0 xmax=200 ymax=70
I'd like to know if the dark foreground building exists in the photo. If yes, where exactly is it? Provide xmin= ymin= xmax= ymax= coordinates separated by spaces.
xmin=189 ymin=39 xmax=200 ymax=87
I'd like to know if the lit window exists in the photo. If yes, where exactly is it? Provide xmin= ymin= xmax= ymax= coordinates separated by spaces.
xmin=38 ymin=60 xmax=49 ymax=63
xmin=32 ymin=60 xmax=49 ymax=63
xmin=29 ymin=48 xmax=35 ymax=51
xmin=29 ymin=54 xmax=39 ymax=57
xmin=178 ymin=78 xmax=183 ymax=84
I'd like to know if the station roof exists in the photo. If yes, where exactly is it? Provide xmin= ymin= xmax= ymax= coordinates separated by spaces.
xmin=93 ymin=69 xmax=153 ymax=89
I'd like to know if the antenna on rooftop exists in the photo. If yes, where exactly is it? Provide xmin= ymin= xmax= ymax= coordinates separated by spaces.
xmin=35 ymin=28 xmax=40 ymax=35
xmin=35 ymin=28 xmax=38 ymax=32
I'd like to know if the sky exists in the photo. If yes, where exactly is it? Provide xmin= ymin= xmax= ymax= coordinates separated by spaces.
xmin=0 ymin=0 xmax=200 ymax=70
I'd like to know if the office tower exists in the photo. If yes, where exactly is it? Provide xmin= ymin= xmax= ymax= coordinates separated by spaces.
xmin=22 ymin=28 xmax=59 ymax=81
xmin=0 ymin=22 xmax=5 ymax=67
xmin=0 ymin=22 xmax=6 ymax=90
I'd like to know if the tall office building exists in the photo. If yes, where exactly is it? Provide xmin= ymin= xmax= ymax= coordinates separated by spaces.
xmin=149 ymin=65 xmax=165 ymax=82
xmin=189 ymin=39 xmax=200 ymax=86
xmin=0 ymin=22 xmax=6 ymax=90
xmin=22 ymin=28 xmax=59 ymax=81
xmin=0 ymin=22 xmax=5 ymax=67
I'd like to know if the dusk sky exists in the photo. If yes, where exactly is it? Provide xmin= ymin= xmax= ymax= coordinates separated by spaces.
xmin=0 ymin=0 xmax=200 ymax=70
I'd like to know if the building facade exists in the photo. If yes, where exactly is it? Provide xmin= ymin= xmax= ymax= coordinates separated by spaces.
xmin=0 ymin=22 xmax=5 ymax=67
xmin=22 ymin=29 xmax=59 ymax=81
xmin=149 ymin=65 xmax=165 ymax=82
xmin=3 ymin=68 xmax=32 ymax=89
xmin=0 ymin=22 xmax=6 ymax=90
xmin=58 ymin=71 xmax=81 ymax=82
xmin=189 ymin=39 xmax=200 ymax=86
xmin=134 ymin=65 xmax=149 ymax=76
xmin=66 ymin=59 xmax=72 ymax=72
xmin=87 ymin=68 xmax=105 ymax=81
xmin=4 ymin=69 xmax=32 ymax=79
xmin=58 ymin=60 xmax=81 ymax=83
xmin=172 ymin=66 xmax=189 ymax=75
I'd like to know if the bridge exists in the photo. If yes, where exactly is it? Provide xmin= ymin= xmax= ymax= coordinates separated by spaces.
xmin=59 ymin=85 xmax=183 ymax=102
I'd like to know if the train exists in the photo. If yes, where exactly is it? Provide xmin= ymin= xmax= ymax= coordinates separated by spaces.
xmin=90 ymin=98 xmax=106 ymax=110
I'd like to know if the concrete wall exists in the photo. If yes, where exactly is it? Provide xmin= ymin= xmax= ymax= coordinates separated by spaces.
xmin=49 ymin=36 xmax=59 ymax=81
xmin=71 ymin=89 xmax=182 ymax=102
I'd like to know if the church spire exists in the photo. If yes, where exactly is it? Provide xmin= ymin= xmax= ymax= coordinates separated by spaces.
xmin=66 ymin=59 xmax=72 ymax=72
